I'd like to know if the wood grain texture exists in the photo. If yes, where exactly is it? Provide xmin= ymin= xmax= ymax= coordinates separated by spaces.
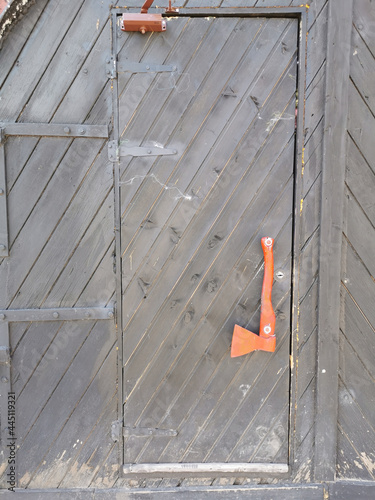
xmin=337 ymin=0 xmax=375 ymax=481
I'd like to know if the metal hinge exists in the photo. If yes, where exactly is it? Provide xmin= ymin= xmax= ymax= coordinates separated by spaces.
xmin=106 ymin=56 xmax=117 ymax=79
xmin=108 ymin=141 xmax=177 ymax=162
xmin=117 ymin=61 xmax=176 ymax=74
xmin=111 ymin=420 xmax=177 ymax=442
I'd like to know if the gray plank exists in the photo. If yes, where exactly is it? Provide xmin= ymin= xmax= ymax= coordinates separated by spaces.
xmin=352 ymin=0 xmax=375 ymax=56
xmin=120 ymin=25 xmax=296 ymax=305
xmin=304 ymin=63 xmax=326 ymax=144
xmin=306 ymin=1 xmax=328 ymax=89
xmin=347 ymin=80 xmax=375 ymax=171
xmin=16 ymin=320 xmax=116 ymax=487
xmin=314 ymin=0 xmax=353 ymax=481
xmin=345 ymin=188 xmax=375 ymax=278
xmin=135 ymin=200 xmax=293 ymax=465
xmin=338 ymin=380 xmax=375 ymax=480
xmin=13 ymin=146 xmax=111 ymax=308
xmin=344 ymin=240 xmax=375 ymax=330
xmin=336 ymin=425 xmax=373 ymax=480
xmin=0 ymin=0 xmax=49 ymax=88
xmin=28 ymin=349 xmax=117 ymax=488
xmin=350 ymin=24 xmax=375 ymax=117
xmin=19 ymin=0 xmax=113 ymax=123
xmin=302 ymin=118 xmax=324 ymax=198
xmin=121 ymin=63 xmax=297 ymax=347
xmin=0 ymin=484 xmax=326 ymax=499
xmin=341 ymin=291 xmax=375 ymax=381
xmin=346 ymin=137 xmax=375 ymax=227
xmin=330 ymin=481 xmax=375 ymax=499
xmin=0 ymin=0 xmax=86 ymax=120
xmin=339 ymin=334 xmax=375 ymax=431
xmin=0 ymin=138 xmax=105 ymax=309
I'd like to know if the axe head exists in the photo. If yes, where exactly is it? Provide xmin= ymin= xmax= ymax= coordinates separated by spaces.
xmin=231 ymin=324 xmax=276 ymax=357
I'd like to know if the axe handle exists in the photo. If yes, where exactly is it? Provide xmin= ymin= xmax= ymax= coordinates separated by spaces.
xmin=259 ymin=237 xmax=276 ymax=339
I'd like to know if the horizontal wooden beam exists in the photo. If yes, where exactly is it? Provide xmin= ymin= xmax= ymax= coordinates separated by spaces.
xmin=122 ymin=462 xmax=289 ymax=478
xmin=0 ymin=307 xmax=114 ymax=322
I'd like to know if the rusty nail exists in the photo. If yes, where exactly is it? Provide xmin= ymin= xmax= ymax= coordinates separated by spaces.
xmin=53 ymin=312 xmax=59 ymax=319
xmin=0 ymin=314 xmax=5 ymax=320
xmin=64 ymin=127 xmax=70 ymax=134
xmin=0 ymin=189 xmax=4 ymax=195
xmin=1 ymin=376 xmax=8 ymax=383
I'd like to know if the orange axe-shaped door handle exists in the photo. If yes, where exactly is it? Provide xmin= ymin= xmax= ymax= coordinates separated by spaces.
xmin=231 ymin=237 xmax=276 ymax=357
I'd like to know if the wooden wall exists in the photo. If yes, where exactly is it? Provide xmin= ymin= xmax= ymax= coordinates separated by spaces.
xmin=338 ymin=0 xmax=375 ymax=480
xmin=0 ymin=0 xmax=349 ymax=492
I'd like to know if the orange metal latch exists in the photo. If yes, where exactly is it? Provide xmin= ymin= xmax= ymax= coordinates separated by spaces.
xmin=121 ymin=0 xmax=168 ymax=34
xmin=231 ymin=237 xmax=276 ymax=357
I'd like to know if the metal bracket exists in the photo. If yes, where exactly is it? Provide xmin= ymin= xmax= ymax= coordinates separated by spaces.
xmin=111 ymin=420 xmax=123 ymax=442
xmin=1 ymin=122 xmax=109 ymax=139
xmin=108 ymin=141 xmax=177 ymax=162
xmin=123 ymin=426 xmax=178 ymax=437
xmin=106 ymin=56 xmax=117 ymax=79
xmin=0 ymin=128 xmax=9 ymax=258
xmin=117 ymin=60 xmax=176 ymax=74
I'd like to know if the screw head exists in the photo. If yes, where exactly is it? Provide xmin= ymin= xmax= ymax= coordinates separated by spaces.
xmin=1 ymin=376 xmax=9 ymax=383
xmin=0 ymin=314 xmax=5 ymax=320
xmin=0 ymin=188 xmax=4 ymax=195
xmin=146 ymin=65 xmax=150 ymax=70
xmin=79 ymin=128 xmax=85 ymax=135
xmin=64 ymin=126 xmax=70 ymax=134
xmin=108 ymin=311 xmax=114 ymax=319
xmin=53 ymin=312 xmax=59 ymax=319
xmin=83 ymin=68 xmax=88 ymax=74
xmin=147 ymin=150 xmax=152 ymax=154
xmin=0 ymin=244 xmax=6 ymax=251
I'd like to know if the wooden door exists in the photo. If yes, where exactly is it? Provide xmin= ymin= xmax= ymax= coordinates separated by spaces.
xmin=116 ymin=14 xmax=298 ymax=476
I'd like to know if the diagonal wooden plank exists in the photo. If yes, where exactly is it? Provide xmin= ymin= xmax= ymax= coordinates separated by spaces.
xmin=341 ymin=290 xmax=375 ymax=381
xmin=352 ymin=0 xmax=375 ymax=56
xmin=350 ymin=24 xmax=375 ymax=117
xmin=27 ymin=348 xmax=117 ymax=488
xmin=139 ymin=221 xmax=292 ymax=464
xmin=123 ymin=139 xmax=294 ymax=422
xmin=346 ymin=136 xmax=375 ymax=226
xmin=16 ymin=320 xmax=116 ymax=487
xmin=121 ymin=65 xmax=297 ymax=348
xmin=0 ymin=0 xmax=86 ymax=120
xmin=337 ymin=424 xmax=374 ymax=480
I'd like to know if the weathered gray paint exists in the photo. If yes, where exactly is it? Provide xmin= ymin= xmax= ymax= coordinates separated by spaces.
xmin=0 ymin=0 xmax=373 ymax=496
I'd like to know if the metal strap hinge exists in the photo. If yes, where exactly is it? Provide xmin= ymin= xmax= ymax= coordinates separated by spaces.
xmin=108 ymin=141 xmax=177 ymax=162
xmin=117 ymin=61 xmax=176 ymax=74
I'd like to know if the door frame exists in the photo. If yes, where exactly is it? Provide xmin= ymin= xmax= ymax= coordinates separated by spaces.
xmin=109 ymin=5 xmax=308 ymax=479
